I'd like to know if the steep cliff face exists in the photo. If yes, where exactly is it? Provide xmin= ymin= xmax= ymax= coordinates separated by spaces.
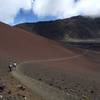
xmin=16 ymin=16 xmax=100 ymax=41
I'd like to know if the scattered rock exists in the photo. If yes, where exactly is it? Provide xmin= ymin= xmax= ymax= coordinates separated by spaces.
xmin=90 ymin=90 xmax=94 ymax=94
xmin=64 ymin=88 xmax=68 ymax=91
xmin=0 ymin=83 xmax=6 ymax=92
xmin=38 ymin=78 xmax=42 ymax=81
xmin=7 ymin=90 xmax=11 ymax=94
xmin=17 ymin=94 xmax=27 ymax=100
xmin=17 ymin=85 xmax=26 ymax=91
xmin=23 ymin=96 xmax=27 ymax=100
xmin=57 ymin=86 xmax=62 ymax=90
xmin=49 ymin=83 xmax=53 ymax=86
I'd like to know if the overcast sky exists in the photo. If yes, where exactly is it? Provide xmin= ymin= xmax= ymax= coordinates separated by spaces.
xmin=0 ymin=0 xmax=100 ymax=25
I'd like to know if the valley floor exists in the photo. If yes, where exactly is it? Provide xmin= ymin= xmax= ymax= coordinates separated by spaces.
xmin=0 ymin=47 xmax=100 ymax=100
xmin=12 ymin=48 xmax=100 ymax=100
xmin=0 ymin=58 xmax=43 ymax=100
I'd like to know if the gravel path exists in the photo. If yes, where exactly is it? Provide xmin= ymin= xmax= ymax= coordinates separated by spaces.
xmin=12 ymin=56 xmax=84 ymax=100
xmin=12 ymin=50 xmax=100 ymax=100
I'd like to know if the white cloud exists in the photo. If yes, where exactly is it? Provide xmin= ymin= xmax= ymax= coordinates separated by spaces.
xmin=0 ymin=0 xmax=100 ymax=25
xmin=76 ymin=0 xmax=100 ymax=17
xmin=0 ymin=0 xmax=32 ymax=24
xmin=32 ymin=0 xmax=100 ymax=18
xmin=33 ymin=0 xmax=79 ymax=18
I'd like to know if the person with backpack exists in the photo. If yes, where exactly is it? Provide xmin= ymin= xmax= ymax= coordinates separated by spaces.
xmin=13 ymin=62 xmax=17 ymax=71
xmin=9 ymin=64 xmax=13 ymax=72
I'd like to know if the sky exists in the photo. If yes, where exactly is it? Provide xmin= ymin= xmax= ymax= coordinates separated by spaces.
xmin=0 ymin=0 xmax=100 ymax=25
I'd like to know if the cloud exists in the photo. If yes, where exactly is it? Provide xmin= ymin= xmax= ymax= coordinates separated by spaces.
xmin=0 ymin=0 xmax=32 ymax=24
xmin=32 ymin=0 xmax=79 ymax=18
xmin=0 ymin=0 xmax=100 ymax=25
xmin=32 ymin=0 xmax=100 ymax=19
xmin=76 ymin=0 xmax=100 ymax=17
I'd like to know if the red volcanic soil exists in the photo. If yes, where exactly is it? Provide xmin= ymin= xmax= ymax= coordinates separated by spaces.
xmin=1 ymin=22 xmax=100 ymax=99
xmin=18 ymin=50 xmax=100 ymax=99
xmin=0 ymin=22 xmax=77 ymax=61
xmin=0 ymin=22 xmax=100 ymax=72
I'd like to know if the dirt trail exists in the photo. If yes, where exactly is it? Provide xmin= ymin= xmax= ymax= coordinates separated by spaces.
xmin=19 ymin=54 xmax=82 ymax=65
xmin=12 ymin=55 xmax=83 ymax=100
xmin=12 ymin=50 xmax=100 ymax=100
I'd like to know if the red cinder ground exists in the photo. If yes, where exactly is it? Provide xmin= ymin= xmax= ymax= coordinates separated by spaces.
xmin=0 ymin=22 xmax=100 ymax=100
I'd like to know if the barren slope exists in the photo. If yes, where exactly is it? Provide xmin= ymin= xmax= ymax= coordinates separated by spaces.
xmin=0 ymin=22 xmax=77 ymax=62
xmin=13 ymin=50 xmax=100 ymax=100
xmin=16 ymin=16 xmax=100 ymax=40
xmin=0 ymin=22 xmax=100 ymax=100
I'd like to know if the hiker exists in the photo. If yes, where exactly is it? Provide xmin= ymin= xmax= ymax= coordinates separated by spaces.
xmin=9 ymin=64 xmax=13 ymax=72
xmin=13 ymin=62 xmax=17 ymax=70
